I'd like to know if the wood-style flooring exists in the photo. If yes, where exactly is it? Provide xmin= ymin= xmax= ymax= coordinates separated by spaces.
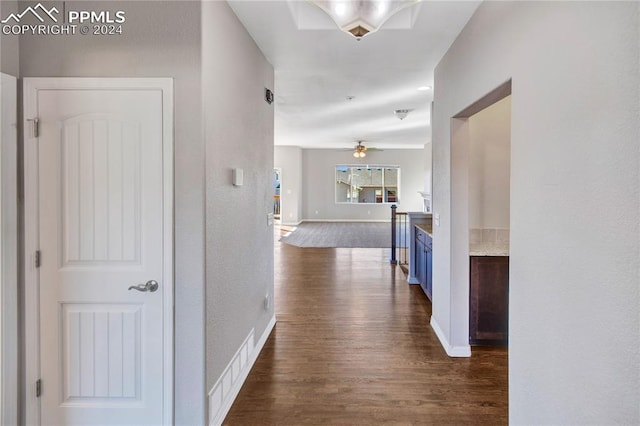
xmin=224 ymin=242 xmax=508 ymax=425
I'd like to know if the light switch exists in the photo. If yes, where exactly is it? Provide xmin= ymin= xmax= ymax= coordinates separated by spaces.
xmin=267 ymin=212 xmax=274 ymax=226
xmin=434 ymin=213 xmax=440 ymax=227
xmin=232 ymin=168 xmax=243 ymax=186
xmin=264 ymin=293 xmax=271 ymax=310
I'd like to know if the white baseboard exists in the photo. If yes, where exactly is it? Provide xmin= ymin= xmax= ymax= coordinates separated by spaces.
xmin=281 ymin=220 xmax=302 ymax=226
xmin=430 ymin=317 xmax=471 ymax=357
xmin=302 ymin=219 xmax=391 ymax=223
xmin=208 ymin=315 xmax=276 ymax=425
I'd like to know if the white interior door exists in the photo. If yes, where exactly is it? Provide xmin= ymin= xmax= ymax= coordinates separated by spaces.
xmin=24 ymin=79 xmax=173 ymax=425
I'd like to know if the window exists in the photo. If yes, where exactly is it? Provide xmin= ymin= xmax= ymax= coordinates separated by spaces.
xmin=335 ymin=165 xmax=400 ymax=204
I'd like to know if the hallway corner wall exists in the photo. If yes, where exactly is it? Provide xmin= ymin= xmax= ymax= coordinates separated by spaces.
xmin=432 ymin=2 xmax=639 ymax=424
xmin=201 ymin=2 xmax=275 ymax=422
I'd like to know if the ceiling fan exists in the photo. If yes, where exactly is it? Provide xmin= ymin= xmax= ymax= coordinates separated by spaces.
xmin=350 ymin=141 xmax=382 ymax=158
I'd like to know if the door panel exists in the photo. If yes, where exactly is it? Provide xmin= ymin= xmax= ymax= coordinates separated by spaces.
xmin=61 ymin=304 xmax=141 ymax=402
xmin=36 ymin=87 xmax=167 ymax=425
xmin=61 ymin=115 xmax=141 ymax=265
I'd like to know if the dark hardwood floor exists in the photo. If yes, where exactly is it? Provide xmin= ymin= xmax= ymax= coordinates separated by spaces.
xmin=224 ymin=242 xmax=508 ymax=425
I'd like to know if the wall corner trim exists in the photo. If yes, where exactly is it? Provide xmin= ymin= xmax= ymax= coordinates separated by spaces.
xmin=208 ymin=316 xmax=276 ymax=426
xmin=430 ymin=317 xmax=471 ymax=357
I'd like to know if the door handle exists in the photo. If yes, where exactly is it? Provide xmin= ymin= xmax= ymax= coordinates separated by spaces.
xmin=128 ymin=280 xmax=159 ymax=293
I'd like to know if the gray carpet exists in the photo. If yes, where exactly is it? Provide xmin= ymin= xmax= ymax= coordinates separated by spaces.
xmin=280 ymin=222 xmax=408 ymax=248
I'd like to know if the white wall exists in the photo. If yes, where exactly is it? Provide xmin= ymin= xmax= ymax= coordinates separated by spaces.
xmin=302 ymin=148 xmax=424 ymax=221
xmin=422 ymin=142 xmax=432 ymax=212
xmin=0 ymin=1 xmax=19 ymax=76
xmin=274 ymin=146 xmax=303 ymax=225
xmin=423 ymin=142 xmax=432 ymax=195
xmin=468 ymin=96 xmax=511 ymax=229
xmin=0 ymin=72 xmax=18 ymax=426
xmin=0 ymin=6 xmax=19 ymax=422
xmin=432 ymin=2 xmax=639 ymax=424
xmin=202 ymin=0 xmax=275 ymax=395
xmin=17 ymin=2 xmax=206 ymax=423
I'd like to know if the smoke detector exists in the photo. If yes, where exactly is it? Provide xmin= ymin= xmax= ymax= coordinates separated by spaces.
xmin=394 ymin=109 xmax=412 ymax=120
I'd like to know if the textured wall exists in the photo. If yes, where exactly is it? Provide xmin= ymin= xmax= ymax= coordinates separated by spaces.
xmin=17 ymin=2 xmax=206 ymax=424
xmin=302 ymin=148 xmax=425 ymax=221
xmin=1 ymin=72 xmax=18 ymax=426
xmin=202 ymin=0 xmax=275 ymax=392
xmin=432 ymin=2 xmax=639 ymax=424
xmin=0 ymin=1 xmax=19 ymax=76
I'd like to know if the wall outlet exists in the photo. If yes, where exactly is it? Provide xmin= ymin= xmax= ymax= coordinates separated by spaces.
xmin=264 ymin=294 xmax=271 ymax=310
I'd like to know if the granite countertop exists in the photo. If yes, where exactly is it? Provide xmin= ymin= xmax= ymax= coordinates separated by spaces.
xmin=413 ymin=222 xmax=509 ymax=255
xmin=415 ymin=223 xmax=432 ymax=236
xmin=469 ymin=242 xmax=509 ymax=257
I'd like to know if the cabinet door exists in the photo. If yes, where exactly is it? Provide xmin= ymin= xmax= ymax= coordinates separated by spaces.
xmin=469 ymin=256 xmax=509 ymax=345
xmin=425 ymin=243 xmax=433 ymax=300
xmin=415 ymin=239 xmax=425 ymax=289
xmin=420 ymin=246 xmax=428 ymax=296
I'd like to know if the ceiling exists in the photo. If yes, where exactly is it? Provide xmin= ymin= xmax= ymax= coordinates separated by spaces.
xmin=228 ymin=1 xmax=481 ymax=149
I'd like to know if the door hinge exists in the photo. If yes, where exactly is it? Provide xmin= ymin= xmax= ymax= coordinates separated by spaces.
xmin=36 ymin=379 xmax=42 ymax=397
xmin=35 ymin=250 xmax=41 ymax=268
xmin=27 ymin=118 xmax=40 ymax=138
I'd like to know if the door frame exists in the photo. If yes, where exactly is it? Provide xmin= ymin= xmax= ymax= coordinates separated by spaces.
xmin=23 ymin=78 xmax=174 ymax=425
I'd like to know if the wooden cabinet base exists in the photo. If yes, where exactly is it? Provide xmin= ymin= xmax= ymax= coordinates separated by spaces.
xmin=469 ymin=256 xmax=509 ymax=346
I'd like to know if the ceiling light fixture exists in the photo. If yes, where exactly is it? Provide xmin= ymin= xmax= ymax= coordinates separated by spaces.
xmin=309 ymin=0 xmax=421 ymax=40
xmin=394 ymin=109 xmax=412 ymax=120
xmin=417 ymin=86 xmax=432 ymax=91
xmin=353 ymin=141 xmax=367 ymax=158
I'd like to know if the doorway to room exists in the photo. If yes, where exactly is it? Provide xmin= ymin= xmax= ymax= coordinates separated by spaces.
xmin=273 ymin=168 xmax=281 ymax=223
xmin=450 ymin=80 xmax=511 ymax=350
